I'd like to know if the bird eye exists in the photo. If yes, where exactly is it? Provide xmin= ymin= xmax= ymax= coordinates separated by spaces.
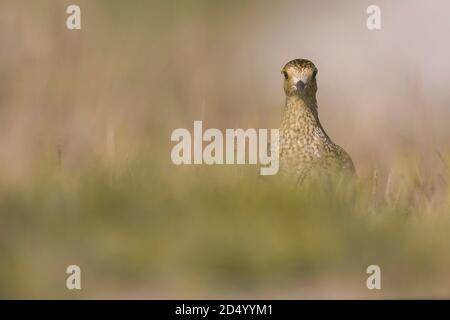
xmin=282 ymin=71 xmax=288 ymax=80
xmin=312 ymin=70 xmax=318 ymax=79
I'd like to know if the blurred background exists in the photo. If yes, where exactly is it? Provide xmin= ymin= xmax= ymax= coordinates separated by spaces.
xmin=1 ymin=0 xmax=450 ymax=298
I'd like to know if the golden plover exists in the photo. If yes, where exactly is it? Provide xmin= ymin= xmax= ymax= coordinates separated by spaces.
xmin=279 ymin=59 xmax=355 ymax=182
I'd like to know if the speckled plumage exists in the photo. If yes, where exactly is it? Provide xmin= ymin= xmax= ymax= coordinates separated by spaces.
xmin=279 ymin=59 xmax=355 ymax=182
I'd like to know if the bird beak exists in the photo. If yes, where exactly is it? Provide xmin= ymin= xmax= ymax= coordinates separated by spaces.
xmin=296 ymin=80 xmax=306 ymax=93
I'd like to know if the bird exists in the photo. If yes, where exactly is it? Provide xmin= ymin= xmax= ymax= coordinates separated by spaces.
xmin=278 ymin=59 xmax=355 ymax=184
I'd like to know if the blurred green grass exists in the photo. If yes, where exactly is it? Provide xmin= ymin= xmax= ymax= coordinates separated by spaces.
xmin=1 ymin=150 xmax=450 ymax=298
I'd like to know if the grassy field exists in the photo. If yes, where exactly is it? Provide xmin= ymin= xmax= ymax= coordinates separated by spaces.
xmin=1 ymin=150 xmax=450 ymax=298
xmin=2 ymin=0 xmax=450 ymax=298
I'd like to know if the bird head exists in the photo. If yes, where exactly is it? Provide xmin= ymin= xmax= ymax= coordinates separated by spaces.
xmin=281 ymin=59 xmax=318 ymax=99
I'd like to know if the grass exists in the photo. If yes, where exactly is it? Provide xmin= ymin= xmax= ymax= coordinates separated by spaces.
xmin=1 ymin=150 xmax=450 ymax=299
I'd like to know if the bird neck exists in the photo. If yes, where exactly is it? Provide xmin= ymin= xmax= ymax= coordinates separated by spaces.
xmin=282 ymin=95 xmax=321 ymax=133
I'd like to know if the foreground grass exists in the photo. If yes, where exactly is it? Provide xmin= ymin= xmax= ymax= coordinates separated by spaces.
xmin=1 ymin=153 xmax=450 ymax=298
